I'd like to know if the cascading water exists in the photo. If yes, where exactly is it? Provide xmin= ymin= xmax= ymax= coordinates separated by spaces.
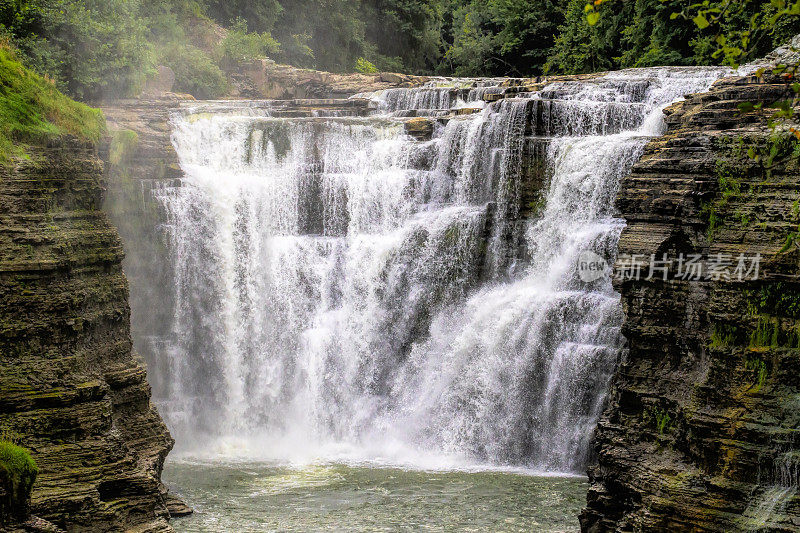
xmin=152 ymin=67 xmax=726 ymax=472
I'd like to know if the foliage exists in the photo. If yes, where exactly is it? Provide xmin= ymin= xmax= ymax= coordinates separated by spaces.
xmin=274 ymin=32 xmax=314 ymax=68
xmin=744 ymin=355 xmax=769 ymax=390
xmin=272 ymin=0 xmax=369 ymax=73
xmin=4 ymin=0 xmax=800 ymax=99
xmin=0 ymin=44 xmax=105 ymax=162
xmin=364 ymin=0 xmax=443 ymax=73
xmin=443 ymin=0 xmax=564 ymax=76
xmin=216 ymin=19 xmax=280 ymax=68
xmin=204 ymin=0 xmax=282 ymax=33
xmin=710 ymin=323 xmax=740 ymax=347
xmin=556 ymin=0 xmax=800 ymax=74
xmin=546 ymin=0 xmax=627 ymax=74
xmin=0 ymin=0 xmax=152 ymax=100
xmin=355 ymin=57 xmax=378 ymax=74
xmin=160 ymin=42 xmax=227 ymax=99
xmin=643 ymin=406 xmax=673 ymax=435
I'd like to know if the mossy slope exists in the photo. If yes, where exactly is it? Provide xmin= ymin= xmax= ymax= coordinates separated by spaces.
xmin=0 ymin=44 xmax=105 ymax=162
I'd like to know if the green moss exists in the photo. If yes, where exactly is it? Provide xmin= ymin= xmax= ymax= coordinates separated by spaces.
xmin=710 ymin=323 xmax=739 ymax=348
xmin=526 ymin=195 xmax=547 ymax=216
xmin=109 ymin=129 xmax=139 ymax=166
xmin=0 ymin=45 xmax=105 ymax=163
xmin=744 ymin=356 xmax=768 ymax=391
xmin=643 ymin=406 xmax=673 ymax=435
xmin=749 ymin=315 xmax=780 ymax=349
xmin=0 ymin=441 xmax=38 ymax=522
xmin=0 ymin=442 xmax=36 ymax=478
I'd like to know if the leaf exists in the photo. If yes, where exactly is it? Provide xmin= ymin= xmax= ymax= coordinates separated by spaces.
xmin=693 ymin=14 xmax=710 ymax=29
xmin=670 ymin=12 xmax=680 ymax=19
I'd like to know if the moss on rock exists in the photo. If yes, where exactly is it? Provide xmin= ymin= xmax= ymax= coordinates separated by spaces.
xmin=0 ymin=441 xmax=38 ymax=524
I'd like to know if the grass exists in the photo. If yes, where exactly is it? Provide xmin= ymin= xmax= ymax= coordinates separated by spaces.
xmin=0 ymin=440 xmax=38 ymax=516
xmin=0 ymin=441 xmax=37 ymax=479
xmin=0 ymin=42 xmax=105 ymax=163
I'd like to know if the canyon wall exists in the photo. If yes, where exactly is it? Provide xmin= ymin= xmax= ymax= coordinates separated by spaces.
xmin=0 ymin=138 xmax=176 ymax=532
xmin=581 ymin=73 xmax=800 ymax=531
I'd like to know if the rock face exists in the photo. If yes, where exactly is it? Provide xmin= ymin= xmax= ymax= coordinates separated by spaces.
xmin=0 ymin=138 xmax=175 ymax=532
xmin=228 ymin=59 xmax=426 ymax=99
xmin=581 ymin=73 xmax=800 ymax=531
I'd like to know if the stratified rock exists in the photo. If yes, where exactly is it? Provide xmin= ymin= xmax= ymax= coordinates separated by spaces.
xmin=404 ymin=117 xmax=434 ymax=140
xmin=0 ymin=137 xmax=175 ymax=532
xmin=581 ymin=72 xmax=800 ymax=532
xmin=22 ymin=515 xmax=64 ymax=532
xmin=231 ymin=59 xmax=427 ymax=99
xmin=164 ymin=493 xmax=193 ymax=518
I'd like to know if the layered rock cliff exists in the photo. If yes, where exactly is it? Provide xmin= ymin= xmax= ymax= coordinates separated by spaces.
xmin=581 ymin=73 xmax=800 ymax=531
xmin=0 ymin=138 xmax=175 ymax=531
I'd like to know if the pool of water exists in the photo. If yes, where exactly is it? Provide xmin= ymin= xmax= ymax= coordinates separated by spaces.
xmin=164 ymin=461 xmax=587 ymax=532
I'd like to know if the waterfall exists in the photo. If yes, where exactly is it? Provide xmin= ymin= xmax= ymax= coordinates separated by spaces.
xmin=150 ymin=67 xmax=726 ymax=471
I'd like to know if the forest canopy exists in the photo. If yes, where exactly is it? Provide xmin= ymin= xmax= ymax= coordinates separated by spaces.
xmin=1 ymin=0 xmax=798 ymax=101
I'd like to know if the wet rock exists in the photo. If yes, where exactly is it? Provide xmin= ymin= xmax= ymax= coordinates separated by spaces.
xmin=404 ymin=117 xmax=435 ymax=140
xmin=0 ymin=138 xmax=175 ymax=532
xmin=164 ymin=493 xmax=193 ymax=518
xmin=22 ymin=516 xmax=64 ymax=532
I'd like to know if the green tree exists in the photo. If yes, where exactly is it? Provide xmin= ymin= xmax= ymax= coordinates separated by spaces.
xmin=274 ymin=0 xmax=368 ymax=72
xmin=546 ymin=0 xmax=632 ymax=74
xmin=0 ymin=0 xmax=151 ymax=100
xmin=363 ymin=0 xmax=444 ymax=73
xmin=442 ymin=0 xmax=564 ymax=76
xmin=204 ymin=0 xmax=282 ymax=33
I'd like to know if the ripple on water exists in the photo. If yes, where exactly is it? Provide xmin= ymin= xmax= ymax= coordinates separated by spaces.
xmin=164 ymin=461 xmax=587 ymax=532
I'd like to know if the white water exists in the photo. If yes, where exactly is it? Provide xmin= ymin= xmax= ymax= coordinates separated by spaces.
xmin=152 ymin=67 xmax=726 ymax=472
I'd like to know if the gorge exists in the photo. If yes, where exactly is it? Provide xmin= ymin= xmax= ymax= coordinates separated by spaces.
xmin=3 ymin=45 xmax=800 ymax=532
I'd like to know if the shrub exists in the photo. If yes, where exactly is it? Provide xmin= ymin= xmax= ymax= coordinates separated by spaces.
xmin=216 ymin=18 xmax=279 ymax=68
xmin=274 ymin=32 xmax=314 ymax=68
xmin=0 ymin=45 xmax=105 ymax=162
xmin=160 ymin=43 xmax=228 ymax=99
xmin=354 ymin=56 xmax=378 ymax=74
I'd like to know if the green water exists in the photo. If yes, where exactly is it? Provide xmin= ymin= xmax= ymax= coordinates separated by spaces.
xmin=164 ymin=461 xmax=586 ymax=532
